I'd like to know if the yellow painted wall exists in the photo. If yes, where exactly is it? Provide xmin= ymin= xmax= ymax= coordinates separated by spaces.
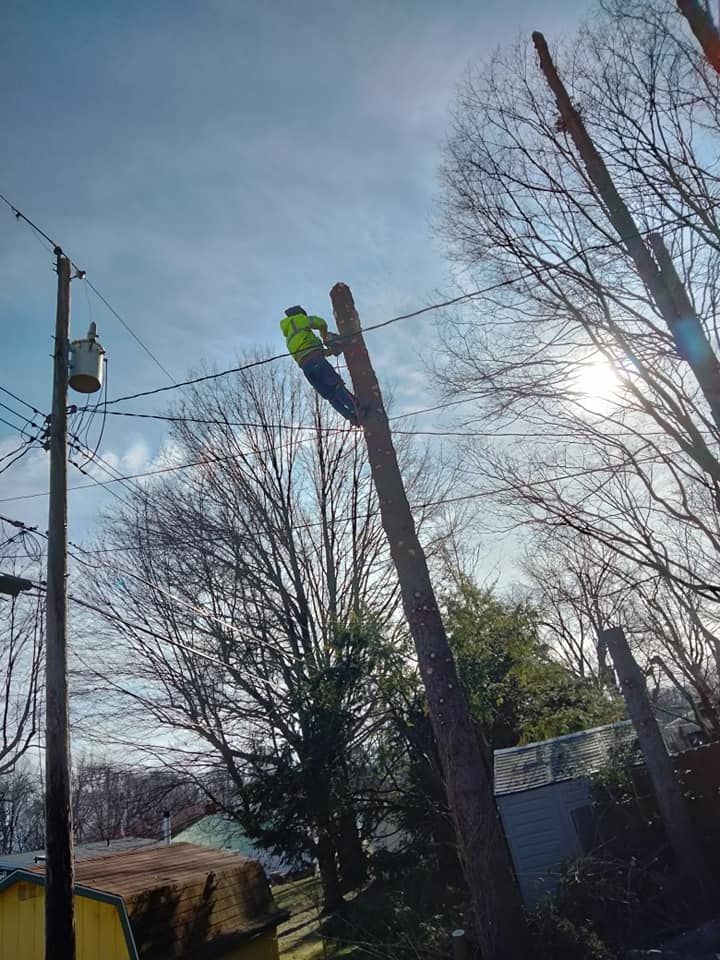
xmin=0 ymin=879 xmax=281 ymax=960
xmin=0 ymin=882 xmax=129 ymax=960
xmin=222 ymin=929 xmax=280 ymax=960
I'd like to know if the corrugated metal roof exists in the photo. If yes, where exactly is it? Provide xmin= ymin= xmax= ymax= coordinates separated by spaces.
xmin=494 ymin=720 xmax=639 ymax=796
xmin=0 ymin=837 xmax=160 ymax=876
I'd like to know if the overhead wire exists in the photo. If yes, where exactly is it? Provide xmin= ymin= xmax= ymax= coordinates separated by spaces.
xmin=0 ymin=389 xmax=47 ymax=479
xmin=0 ymin=386 xmax=44 ymax=419
xmin=2 ymin=186 xmax=699 ymax=422
xmin=85 ymin=280 xmax=177 ymax=385
xmin=0 ymin=400 xmax=43 ymax=438
xmin=0 ymin=451 xmax=654 ymax=560
xmin=7 ymin=514 xmax=310 ymax=675
xmin=0 ymin=402 xmax=45 ymax=476
xmin=74 ymin=209 xmax=700 ymax=411
xmin=0 ymin=442 xmax=36 ymax=477
xmin=80 ymin=273 xmax=568 ymax=409
xmin=0 ymin=191 xmax=177 ymax=387
xmin=0 ymin=383 xmax=679 ymax=504
xmin=2 ymin=415 xmax=344 ymax=503
xmin=77 ymin=359 xmax=109 ymax=468
xmin=0 ymin=191 xmax=60 ymax=252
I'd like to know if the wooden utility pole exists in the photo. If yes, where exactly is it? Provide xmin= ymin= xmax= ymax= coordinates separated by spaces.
xmin=45 ymin=248 xmax=75 ymax=960
xmin=677 ymin=0 xmax=720 ymax=74
xmin=330 ymin=283 xmax=528 ymax=960
xmin=601 ymin=627 xmax=713 ymax=895
xmin=532 ymin=32 xmax=720 ymax=434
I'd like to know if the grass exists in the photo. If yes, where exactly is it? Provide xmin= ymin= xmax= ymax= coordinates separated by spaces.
xmin=274 ymin=876 xmax=327 ymax=960
xmin=273 ymin=877 xmax=359 ymax=960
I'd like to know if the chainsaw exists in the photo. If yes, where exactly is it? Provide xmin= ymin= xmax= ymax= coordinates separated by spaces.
xmin=324 ymin=332 xmax=345 ymax=357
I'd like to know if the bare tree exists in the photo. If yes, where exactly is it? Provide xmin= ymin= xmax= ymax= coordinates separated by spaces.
xmin=0 ymin=766 xmax=44 ymax=854
xmin=521 ymin=527 xmax=720 ymax=737
xmin=522 ymin=530 xmax=634 ymax=685
xmin=0 ymin=531 xmax=44 ymax=779
xmin=634 ymin=575 xmax=720 ymax=735
xmin=436 ymin=0 xmax=720 ymax=657
xmin=71 ymin=757 xmax=202 ymax=844
xmin=76 ymin=360 xmax=445 ymax=909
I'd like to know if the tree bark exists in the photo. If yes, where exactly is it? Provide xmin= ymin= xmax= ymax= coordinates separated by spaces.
xmin=315 ymin=826 xmax=344 ymax=912
xmin=533 ymin=32 xmax=720 ymax=436
xmin=334 ymin=805 xmax=367 ymax=893
xmin=330 ymin=282 xmax=528 ymax=960
xmin=677 ymin=0 xmax=720 ymax=73
xmin=601 ymin=626 xmax=714 ymax=898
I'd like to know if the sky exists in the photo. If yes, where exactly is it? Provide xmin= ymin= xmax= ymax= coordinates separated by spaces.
xmin=0 ymin=0 xmax=587 ymax=555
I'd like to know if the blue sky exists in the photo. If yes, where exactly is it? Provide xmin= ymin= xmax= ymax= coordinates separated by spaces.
xmin=1 ymin=0 xmax=585 ymax=543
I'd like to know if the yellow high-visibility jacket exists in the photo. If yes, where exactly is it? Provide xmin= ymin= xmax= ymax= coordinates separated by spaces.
xmin=280 ymin=312 xmax=328 ymax=365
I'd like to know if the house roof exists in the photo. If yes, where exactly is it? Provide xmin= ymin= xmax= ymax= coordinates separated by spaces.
xmin=494 ymin=720 xmax=639 ymax=796
xmin=173 ymin=814 xmax=294 ymax=874
xmin=0 ymin=837 xmax=160 ymax=876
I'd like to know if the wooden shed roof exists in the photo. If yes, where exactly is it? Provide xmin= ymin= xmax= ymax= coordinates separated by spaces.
xmin=30 ymin=843 xmax=259 ymax=899
xmin=30 ymin=842 xmax=287 ymax=959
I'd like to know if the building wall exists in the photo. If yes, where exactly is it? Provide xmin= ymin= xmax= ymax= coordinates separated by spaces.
xmin=497 ymin=778 xmax=592 ymax=909
xmin=0 ymin=882 xmax=129 ymax=960
xmin=222 ymin=929 xmax=280 ymax=960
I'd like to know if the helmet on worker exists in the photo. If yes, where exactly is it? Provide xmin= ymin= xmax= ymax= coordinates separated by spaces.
xmin=285 ymin=306 xmax=307 ymax=317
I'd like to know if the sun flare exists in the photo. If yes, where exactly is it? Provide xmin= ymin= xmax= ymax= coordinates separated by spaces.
xmin=573 ymin=358 xmax=621 ymax=412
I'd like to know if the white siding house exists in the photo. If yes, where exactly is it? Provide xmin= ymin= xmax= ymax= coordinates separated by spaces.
xmin=494 ymin=720 xmax=639 ymax=908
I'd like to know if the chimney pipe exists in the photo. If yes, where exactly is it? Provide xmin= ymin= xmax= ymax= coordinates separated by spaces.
xmin=163 ymin=810 xmax=171 ymax=846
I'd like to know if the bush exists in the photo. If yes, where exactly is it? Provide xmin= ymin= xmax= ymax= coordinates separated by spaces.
xmin=321 ymin=864 xmax=467 ymax=960
xmin=530 ymin=903 xmax=616 ymax=960
xmin=555 ymin=853 xmax=690 ymax=950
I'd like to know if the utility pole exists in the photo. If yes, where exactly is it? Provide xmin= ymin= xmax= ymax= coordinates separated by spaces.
xmin=45 ymin=247 xmax=75 ymax=960
xmin=601 ymin=626 xmax=713 ymax=898
xmin=330 ymin=283 xmax=528 ymax=960
xmin=532 ymin=32 xmax=720 ymax=435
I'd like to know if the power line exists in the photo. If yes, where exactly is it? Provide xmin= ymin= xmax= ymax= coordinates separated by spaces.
xmin=81 ymin=277 xmax=539 ymax=409
xmin=85 ymin=280 xmax=177 ymax=385
xmin=25 ymin=570 xmax=306 ymax=680
xmin=0 ymin=402 xmax=43 ymax=442
xmin=1 ymin=451 xmax=643 ymax=561
xmin=0 ymin=386 xmax=44 ymax=419
xmin=74 ymin=211 xmax=698 ymax=411
xmin=0 ymin=191 xmax=176 ymax=386
xmin=0 ymin=406 xmax=45 ymax=477
xmin=0 ymin=442 xmax=36 ymax=477
xmin=9 ymin=517 xmax=306 ymax=672
xmin=3 ymin=187 xmax=695 ymax=419
xmin=65 ymin=542 xmax=308 ymax=669
xmin=0 ymin=420 xmax=349 ymax=503
xmin=0 ymin=382 xmax=673 ymax=504
xmin=0 ymin=191 xmax=60 ymax=252
xmin=78 ymin=402 xmax=585 ymax=439
xmin=0 ymin=413 xmax=32 ymax=437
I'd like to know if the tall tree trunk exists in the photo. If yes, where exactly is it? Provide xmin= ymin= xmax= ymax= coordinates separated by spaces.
xmin=330 ymin=283 xmax=528 ymax=960
xmin=677 ymin=0 xmax=720 ymax=73
xmin=334 ymin=805 xmax=367 ymax=893
xmin=315 ymin=826 xmax=344 ymax=912
xmin=533 ymin=32 xmax=720 ymax=436
xmin=305 ymin=769 xmax=344 ymax=911
xmin=601 ymin=626 xmax=715 ymax=900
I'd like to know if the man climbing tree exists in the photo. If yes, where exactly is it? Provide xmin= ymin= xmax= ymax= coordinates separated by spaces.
xmin=281 ymin=305 xmax=359 ymax=424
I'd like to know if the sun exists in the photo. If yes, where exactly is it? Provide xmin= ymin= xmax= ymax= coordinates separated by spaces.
xmin=572 ymin=358 xmax=621 ymax=412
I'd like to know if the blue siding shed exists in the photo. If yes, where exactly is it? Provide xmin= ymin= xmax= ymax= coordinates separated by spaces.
xmin=494 ymin=721 xmax=639 ymax=908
